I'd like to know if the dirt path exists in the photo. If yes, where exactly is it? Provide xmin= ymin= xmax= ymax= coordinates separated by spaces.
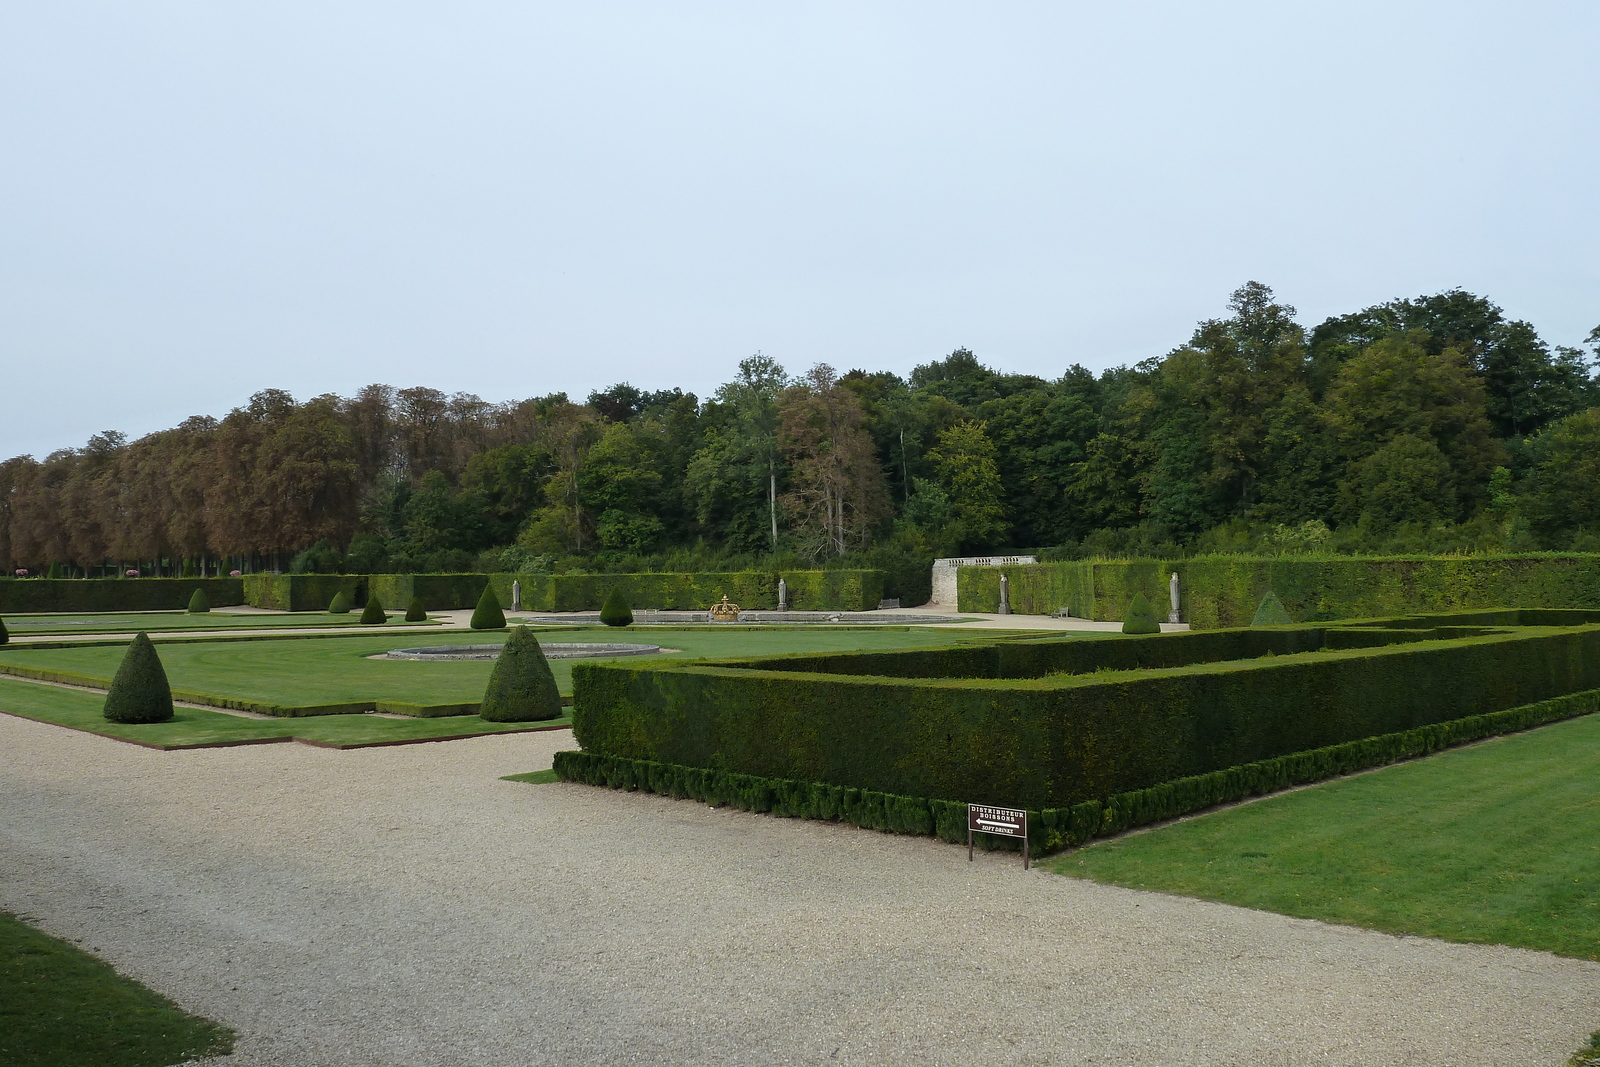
xmin=0 ymin=713 xmax=1592 ymax=1066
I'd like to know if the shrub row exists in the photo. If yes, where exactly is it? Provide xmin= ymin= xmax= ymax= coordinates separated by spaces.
xmin=488 ymin=570 xmax=886 ymax=613
xmin=572 ymin=618 xmax=1600 ymax=809
xmin=0 ymin=577 xmax=244 ymax=614
xmin=957 ymin=554 xmax=1600 ymax=629
xmin=242 ymin=574 xmax=362 ymax=612
xmin=556 ymin=686 xmax=1600 ymax=854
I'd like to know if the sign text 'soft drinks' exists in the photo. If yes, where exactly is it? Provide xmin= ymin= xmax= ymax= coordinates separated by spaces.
xmin=967 ymin=803 xmax=1030 ymax=869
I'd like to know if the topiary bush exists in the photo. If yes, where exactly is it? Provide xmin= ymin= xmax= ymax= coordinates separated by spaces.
xmin=186 ymin=588 xmax=210 ymax=614
xmin=405 ymin=597 xmax=428 ymax=622
xmin=470 ymin=585 xmax=505 ymax=630
xmin=328 ymin=590 xmax=352 ymax=614
xmin=102 ymin=632 xmax=174 ymax=724
xmin=1120 ymin=591 xmax=1161 ymax=635
xmin=360 ymin=595 xmax=388 ymax=624
xmin=480 ymin=626 xmax=562 ymax=722
xmin=0 ymin=615 xmax=8 ymax=646
xmin=599 ymin=587 xmax=633 ymax=627
xmin=1251 ymin=590 xmax=1294 ymax=626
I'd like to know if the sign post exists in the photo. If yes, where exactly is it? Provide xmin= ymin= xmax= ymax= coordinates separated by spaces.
xmin=968 ymin=803 xmax=1030 ymax=870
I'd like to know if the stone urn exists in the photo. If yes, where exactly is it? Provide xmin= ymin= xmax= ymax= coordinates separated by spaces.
xmin=709 ymin=595 xmax=742 ymax=622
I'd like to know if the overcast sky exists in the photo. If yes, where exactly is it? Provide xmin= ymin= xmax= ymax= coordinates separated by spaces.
xmin=2 ymin=2 xmax=1596 ymax=458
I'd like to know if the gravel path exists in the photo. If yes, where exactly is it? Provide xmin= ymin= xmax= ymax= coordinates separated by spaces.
xmin=1 ymin=714 xmax=1594 ymax=1066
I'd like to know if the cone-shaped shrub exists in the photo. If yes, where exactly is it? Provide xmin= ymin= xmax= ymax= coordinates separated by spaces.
xmin=103 ymin=633 xmax=174 ymax=724
xmin=1251 ymin=590 xmax=1294 ymax=626
xmin=599 ymin=587 xmax=633 ymax=627
xmin=479 ymin=626 xmax=562 ymax=722
xmin=0 ymin=616 xmax=9 ymax=646
xmin=1120 ymin=592 xmax=1161 ymax=635
xmin=405 ymin=597 xmax=428 ymax=622
xmin=186 ymin=587 xmax=210 ymax=614
xmin=470 ymin=585 xmax=505 ymax=630
xmin=360 ymin=595 xmax=388 ymax=624
xmin=328 ymin=590 xmax=352 ymax=614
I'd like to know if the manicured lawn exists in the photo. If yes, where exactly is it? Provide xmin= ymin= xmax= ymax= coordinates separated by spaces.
xmin=0 ymin=626 xmax=987 ymax=705
xmin=0 ymin=678 xmax=568 ymax=748
xmin=1053 ymin=712 xmax=1600 ymax=960
xmin=0 ymin=909 xmax=234 ymax=1067
xmin=1 ymin=611 xmax=436 ymax=635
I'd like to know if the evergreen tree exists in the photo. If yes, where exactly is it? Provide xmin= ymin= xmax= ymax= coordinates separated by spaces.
xmin=599 ymin=587 xmax=634 ymax=626
xmin=470 ymin=585 xmax=505 ymax=629
xmin=103 ymin=632 xmax=174 ymax=724
xmin=360 ymin=595 xmax=388 ymax=624
xmin=405 ymin=597 xmax=428 ymax=622
xmin=479 ymin=626 xmax=562 ymax=722
xmin=1251 ymin=591 xmax=1294 ymax=626
xmin=1120 ymin=592 xmax=1161 ymax=635
xmin=187 ymin=588 xmax=210 ymax=613
xmin=328 ymin=590 xmax=352 ymax=614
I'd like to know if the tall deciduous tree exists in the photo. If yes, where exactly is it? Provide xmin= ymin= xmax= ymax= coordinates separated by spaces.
xmin=778 ymin=364 xmax=889 ymax=559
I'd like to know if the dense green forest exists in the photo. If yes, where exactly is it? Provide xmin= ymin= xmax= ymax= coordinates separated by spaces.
xmin=3 ymin=283 xmax=1597 ymax=594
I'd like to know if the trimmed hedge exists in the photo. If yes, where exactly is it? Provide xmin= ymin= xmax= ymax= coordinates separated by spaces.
xmin=958 ymin=554 xmax=1600 ymax=629
xmin=571 ymin=613 xmax=1600 ymax=810
xmin=556 ymin=686 xmax=1600 ymax=855
xmin=369 ymin=573 xmax=488 ymax=612
xmin=1251 ymin=591 xmax=1293 ymax=625
xmin=244 ymin=574 xmax=362 ymax=612
xmin=487 ymin=570 xmax=885 ymax=613
xmin=0 ymin=577 xmax=244 ymax=614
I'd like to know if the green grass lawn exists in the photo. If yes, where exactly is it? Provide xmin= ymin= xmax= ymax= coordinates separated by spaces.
xmin=0 ymin=625 xmax=986 ymax=706
xmin=1054 ymin=712 xmax=1600 ymax=960
xmin=0 ymin=611 xmax=437 ymax=635
xmin=0 ymin=678 xmax=569 ymax=748
xmin=0 ymin=909 xmax=234 ymax=1067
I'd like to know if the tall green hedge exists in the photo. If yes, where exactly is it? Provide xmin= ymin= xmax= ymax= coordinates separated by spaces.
xmin=957 ymin=554 xmax=1600 ymax=629
xmin=487 ymin=570 xmax=885 ymax=613
xmin=0 ymin=578 xmax=244 ymax=614
xmin=571 ymin=614 xmax=1600 ymax=810
xmin=369 ymin=573 xmax=488 ymax=612
xmin=557 ymin=686 xmax=1600 ymax=854
xmin=243 ymin=574 xmax=363 ymax=612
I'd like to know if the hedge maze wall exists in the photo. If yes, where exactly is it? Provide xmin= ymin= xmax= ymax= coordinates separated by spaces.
xmin=570 ymin=611 xmax=1600 ymax=814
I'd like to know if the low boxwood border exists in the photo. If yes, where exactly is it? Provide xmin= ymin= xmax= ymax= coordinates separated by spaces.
xmin=553 ymin=687 xmax=1600 ymax=855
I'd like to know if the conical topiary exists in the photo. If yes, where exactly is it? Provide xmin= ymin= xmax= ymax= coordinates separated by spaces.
xmin=360 ymin=595 xmax=388 ymax=624
xmin=328 ymin=590 xmax=352 ymax=614
xmin=103 ymin=633 xmax=174 ymax=724
xmin=0 ymin=616 xmax=9 ymax=646
xmin=599 ymin=587 xmax=633 ymax=627
xmin=187 ymin=587 xmax=210 ymax=614
xmin=1251 ymin=591 xmax=1294 ymax=626
xmin=1120 ymin=592 xmax=1161 ymax=635
xmin=405 ymin=597 xmax=428 ymax=622
xmin=479 ymin=626 xmax=562 ymax=722
xmin=470 ymin=585 xmax=505 ymax=630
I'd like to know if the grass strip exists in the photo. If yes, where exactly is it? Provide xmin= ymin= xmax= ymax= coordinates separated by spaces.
xmin=0 ymin=678 xmax=569 ymax=749
xmin=0 ymin=910 xmax=234 ymax=1067
xmin=501 ymin=769 xmax=561 ymax=784
xmin=1054 ymin=710 xmax=1600 ymax=960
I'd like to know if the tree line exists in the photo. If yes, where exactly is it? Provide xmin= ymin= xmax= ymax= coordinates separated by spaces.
xmin=3 ymin=283 xmax=1598 ymax=592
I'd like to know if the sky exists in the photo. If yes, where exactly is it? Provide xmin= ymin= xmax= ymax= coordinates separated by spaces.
xmin=2 ymin=1 xmax=1597 ymax=458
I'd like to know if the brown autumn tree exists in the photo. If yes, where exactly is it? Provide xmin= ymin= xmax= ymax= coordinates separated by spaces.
xmin=777 ymin=363 xmax=890 ymax=559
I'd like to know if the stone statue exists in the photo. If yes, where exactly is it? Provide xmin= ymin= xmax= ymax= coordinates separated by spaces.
xmin=511 ymin=579 xmax=521 ymax=612
xmin=777 ymin=577 xmax=788 ymax=611
xmin=998 ymin=574 xmax=1011 ymax=615
xmin=1168 ymin=572 xmax=1180 ymax=624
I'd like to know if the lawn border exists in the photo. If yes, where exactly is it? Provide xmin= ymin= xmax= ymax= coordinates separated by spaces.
xmin=0 ymin=705 xmax=572 ymax=751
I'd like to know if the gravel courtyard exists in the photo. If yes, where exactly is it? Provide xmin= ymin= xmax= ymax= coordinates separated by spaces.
xmin=2 ymin=712 xmax=1596 ymax=1066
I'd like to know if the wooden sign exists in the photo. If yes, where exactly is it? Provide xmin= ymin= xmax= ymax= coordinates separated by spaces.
xmin=968 ymin=803 xmax=1030 ymax=869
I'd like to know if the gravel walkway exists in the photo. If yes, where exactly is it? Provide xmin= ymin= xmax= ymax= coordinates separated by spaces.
xmin=1 ymin=714 xmax=1594 ymax=1066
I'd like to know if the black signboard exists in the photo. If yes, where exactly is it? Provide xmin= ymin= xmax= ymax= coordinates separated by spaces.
xmin=968 ymin=803 xmax=1030 ymax=869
